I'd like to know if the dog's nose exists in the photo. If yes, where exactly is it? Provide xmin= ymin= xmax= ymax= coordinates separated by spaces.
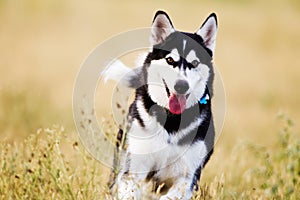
xmin=174 ymin=80 xmax=189 ymax=94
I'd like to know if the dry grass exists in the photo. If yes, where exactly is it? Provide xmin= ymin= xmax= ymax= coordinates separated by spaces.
xmin=1 ymin=115 xmax=299 ymax=199
xmin=0 ymin=0 xmax=300 ymax=199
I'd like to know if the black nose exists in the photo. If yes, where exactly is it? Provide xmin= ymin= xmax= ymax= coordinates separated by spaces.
xmin=174 ymin=80 xmax=189 ymax=94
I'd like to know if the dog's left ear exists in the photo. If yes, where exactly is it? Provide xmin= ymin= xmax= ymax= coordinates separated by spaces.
xmin=150 ymin=10 xmax=175 ymax=45
xmin=196 ymin=13 xmax=218 ymax=54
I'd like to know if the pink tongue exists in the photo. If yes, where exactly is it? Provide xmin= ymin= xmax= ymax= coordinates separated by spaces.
xmin=169 ymin=93 xmax=186 ymax=115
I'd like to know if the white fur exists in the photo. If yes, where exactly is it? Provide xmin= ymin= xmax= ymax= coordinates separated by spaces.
xmin=159 ymin=178 xmax=193 ymax=200
xmin=101 ymin=59 xmax=131 ymax=85
xmin=186 ymin=50 xmax=200 ymax=64
xmin=118 ymin=178 xmax=141 ymax=200
xmin=147 ymin=59 xmax=181 ymax=108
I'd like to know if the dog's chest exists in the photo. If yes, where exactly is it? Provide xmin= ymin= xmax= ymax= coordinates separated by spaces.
xmin=126 ymin=115 xmax=207 ymax=180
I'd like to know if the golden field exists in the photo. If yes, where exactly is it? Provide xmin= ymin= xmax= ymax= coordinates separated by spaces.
xmin=0 ymin=0 xmax=300 ymax=199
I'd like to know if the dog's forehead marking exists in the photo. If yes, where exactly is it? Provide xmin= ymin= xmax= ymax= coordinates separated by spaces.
xmin=186 ymin=50 xmax=200 ymax=63
xmin=166 ymin=48 xmax=180 ymax=62
xmin=183 ymin=39 xmax=187 ymax=53
xmin=177 ymin=39 xmax=187 ymax=70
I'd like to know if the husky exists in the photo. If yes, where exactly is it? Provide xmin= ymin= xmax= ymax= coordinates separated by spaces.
xmin=103 ymin=10 xmax=218 ymax=200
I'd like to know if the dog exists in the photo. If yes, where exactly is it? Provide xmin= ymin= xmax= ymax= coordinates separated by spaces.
xmin=103 ymin=10 xmax=218 ymax=200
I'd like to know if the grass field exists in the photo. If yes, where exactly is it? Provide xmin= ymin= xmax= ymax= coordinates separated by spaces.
xmin=0 ymin=0 xmax=300 ymax=199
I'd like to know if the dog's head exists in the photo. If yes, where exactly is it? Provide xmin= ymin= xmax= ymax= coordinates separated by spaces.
xmin=145 ymin=11 xmax=218 ymax=115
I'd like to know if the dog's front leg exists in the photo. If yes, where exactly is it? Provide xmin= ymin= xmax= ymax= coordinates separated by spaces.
xmin=159 ymin=177 xmax=194 ymax=200
xmin=117 ymin=173 xmax=142 ymax=200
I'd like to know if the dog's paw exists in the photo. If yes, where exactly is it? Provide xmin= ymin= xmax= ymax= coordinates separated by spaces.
xmin=159 ymin=195 xmax=181 ymax=200
xmin=118 ymin=180 xmax=141 ymax=200
xmin=159 ymin=186 xmax=193 ymax=200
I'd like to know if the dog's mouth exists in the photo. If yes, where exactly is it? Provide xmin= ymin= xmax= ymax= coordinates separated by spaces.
xmin=162 ymin=79 xmax=189 ymax=115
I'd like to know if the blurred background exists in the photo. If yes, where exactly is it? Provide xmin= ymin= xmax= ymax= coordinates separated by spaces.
xmin=0 ymin=0 xmax=300 ymax=192
xmin=1 ymin=0 xmax=299 ymax=139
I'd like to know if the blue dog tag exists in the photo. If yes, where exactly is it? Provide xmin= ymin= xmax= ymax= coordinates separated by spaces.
xmin=199 ymin=94 xmax=209 ymax=105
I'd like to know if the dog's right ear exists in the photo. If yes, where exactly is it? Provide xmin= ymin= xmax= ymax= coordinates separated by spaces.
xmin=150 ymin=11 xmax=175 ymax=45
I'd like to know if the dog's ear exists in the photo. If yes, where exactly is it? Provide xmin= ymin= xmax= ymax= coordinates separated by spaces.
xmin=196 ymin=13 xmax=218 ymax=54
xmin=150 ymin=10 xmax=175 ymax=45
